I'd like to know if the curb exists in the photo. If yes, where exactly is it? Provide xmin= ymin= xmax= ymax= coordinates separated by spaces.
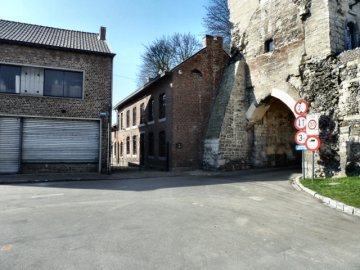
xmin=292 ymin=176 xmax=360 ymax=217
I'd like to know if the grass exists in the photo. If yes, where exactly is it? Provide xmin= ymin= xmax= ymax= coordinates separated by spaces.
xmin=301 ymin=177 xmax=360 ymax=208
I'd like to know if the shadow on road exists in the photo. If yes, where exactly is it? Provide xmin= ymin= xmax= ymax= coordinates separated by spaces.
xmin=7 ymin=167 xmax=301 ymax=192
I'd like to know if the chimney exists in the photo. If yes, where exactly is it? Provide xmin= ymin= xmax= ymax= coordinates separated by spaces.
xmin=202 ymin=35 xmax=223 ymax=49
xmin=99 ymin=26 xmax=106 ymax=41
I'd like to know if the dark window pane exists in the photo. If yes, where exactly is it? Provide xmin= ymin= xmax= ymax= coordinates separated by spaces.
xmin=126 ymin=110 xmax=130 ymax=127
xmin=133 ymin=135 xmax=137 ymax=155
xmin=0 ymin=65 xmax=21 ymax=93
xmin=126 ymin=137 xmax=130 ymax=154
xmin=64 ymin=71 xmax=83 ymax=98
xmin=148 ymin=99 xmax=154 ymax=121
xmin=44 ymin=69 xmax=83 ymax=98
xmin=346 ymin=23 xmax=357 ymax=50
xmin=133 ymin=107 xmax=137 ymax=126
xmin=265 ymin=39 xmax=274 ymax=52
xmin=44 ymin=70 xmax=64 ymax=97
xmin=159 ymin=94 xmax=166 ymax=119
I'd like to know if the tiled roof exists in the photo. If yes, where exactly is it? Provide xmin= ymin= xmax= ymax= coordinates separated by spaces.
xmin=0 ymin=19 xmax=114 ymax=56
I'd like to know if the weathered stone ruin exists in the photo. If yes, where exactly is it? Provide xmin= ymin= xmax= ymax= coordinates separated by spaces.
xmin=204 ymin=0 xmax=360 ymax=177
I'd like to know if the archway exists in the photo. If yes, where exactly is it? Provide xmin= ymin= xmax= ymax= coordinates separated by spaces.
xmin=247 ymin=91 xmax=301 ymax=168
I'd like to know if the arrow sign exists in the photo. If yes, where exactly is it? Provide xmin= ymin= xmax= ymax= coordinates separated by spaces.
xmin=294 ymin=115 xmax=307 ymax=130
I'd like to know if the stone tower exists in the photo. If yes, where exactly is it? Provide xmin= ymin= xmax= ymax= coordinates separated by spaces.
xmin=204 ymin=0 xmax=360 ymax=177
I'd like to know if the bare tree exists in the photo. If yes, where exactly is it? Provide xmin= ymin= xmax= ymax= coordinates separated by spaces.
xmin=202 ymin=0 xmax=232 ymax=51
xmin=137 ymin=33 xmax=201 ymax=86
xmin=171 ymin=33 xmax=202 ymax=65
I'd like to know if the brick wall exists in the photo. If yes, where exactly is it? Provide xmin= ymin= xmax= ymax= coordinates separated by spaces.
xmin=113 ymin=36 xmax=228 ymax=171
xmin=114 ymin=78 xmax=171 ymax=170
xmin=171 ymin=36 xmax=228 ymax=169
xmin=0 ymin=44 xmax=113 ymax=173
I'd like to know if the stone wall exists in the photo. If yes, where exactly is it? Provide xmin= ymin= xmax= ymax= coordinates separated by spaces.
xmin=212 ymin=0 xmax=360 ymax=176
xmin=203 ymin=55 xmax=251 ymax=170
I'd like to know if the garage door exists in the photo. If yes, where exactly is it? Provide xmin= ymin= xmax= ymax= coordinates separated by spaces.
xmin=22 ymin=118 xmax=100 ymax=163
xmin=0 ymin=117 xmax=21 ymax=173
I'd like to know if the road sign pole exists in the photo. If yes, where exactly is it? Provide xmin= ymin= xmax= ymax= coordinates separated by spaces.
xmin=312 ymin=151 xmax=315 ymax=182
xmin=302 ymin=151 xmax=305 ymax=180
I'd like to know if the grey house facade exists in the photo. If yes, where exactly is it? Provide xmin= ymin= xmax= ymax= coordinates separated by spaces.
xmin=0 ymin=20 xmax=115 ymax=174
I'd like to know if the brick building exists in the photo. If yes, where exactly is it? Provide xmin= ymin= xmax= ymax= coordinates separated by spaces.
xmin=113 ymin=36 xmax=228 ymax=170
xmin=0 ymin=20 xmax=114 ymax=174
xmin=204 ymin=0 xmax=360 ymax=177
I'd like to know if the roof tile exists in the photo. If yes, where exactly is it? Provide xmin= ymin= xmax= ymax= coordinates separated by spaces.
xmin=0 ymin=19 xmax=114 ymax=55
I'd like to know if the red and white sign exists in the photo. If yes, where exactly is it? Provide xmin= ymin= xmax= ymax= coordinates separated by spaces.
xmin=294 ymin=99 xmax=309 ymax=116
xmin=306 ymin=114 xmax=320 ymax=136
xmin=306 ymin=136 xmax=321 ymax=151
xmin=295 ymin=130 xmax=307 ymax=145
xmin=294 ymin=116 xmax=307 ymax=130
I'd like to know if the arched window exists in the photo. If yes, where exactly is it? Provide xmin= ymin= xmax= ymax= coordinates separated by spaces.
xmin=191 ymin=69 xmax=203 ymax=78
xmin=265 ymin=38 xmax=274 ymax=53
xmin=346 ymin=22 xmax=357 ymax=50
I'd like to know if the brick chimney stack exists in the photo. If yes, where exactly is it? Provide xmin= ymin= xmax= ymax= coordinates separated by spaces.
xmin=99 ymin=26 xmax=106 ymax=41
xmin=202 ymin=35 xmax=223 ymax=49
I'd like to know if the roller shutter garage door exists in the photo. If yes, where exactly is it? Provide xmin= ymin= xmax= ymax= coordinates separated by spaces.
xmin=22 ymin=118 xmax=100 ymax=164
xmin=0 ymin=117 xmax=21 ymax=173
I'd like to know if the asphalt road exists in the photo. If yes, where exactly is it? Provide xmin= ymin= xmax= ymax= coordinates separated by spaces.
xmin=0 ymin=169 xmax=359 ymax=270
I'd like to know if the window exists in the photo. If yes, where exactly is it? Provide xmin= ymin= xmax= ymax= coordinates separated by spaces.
xmin=140 ymin=103 xmax=145 ymax=124
xmin=44 ymin=70 xmax=83 ymax=98
xmin=116 ymin=142 xmax=120 ymax=163
xmin=191 ymin=69 xmax=203 ymax=78
xmin=120 ymin=113 xmax=123 ymax=130
xmin=346 ymin=22 xmax=357 ymax=50
xmin=265 ymin=38 xmax=274 ymax=53
xmin=126 ymin=110 xmax=130 ymax=128
xmin=126 ymin=137 xmax=130 ymax=155
xmin=132 ymin=107 xmax=137 ymax=126
xmin=148 ymin=132 xmax=154 ymax=156
xmin=120 ymin=142 xmax=123 ymax=156
xmin=159 ymin=131 xmax=166 ymax=157
xmin=133 ymin=135 xmax=137 ymax=155
xmin=148 ymin=98 xmax=154 ymax=122
xmin=159 ymin=93 xmax=166 ymax=119
xmin=0 ymin=64 xmax=21 ymax=93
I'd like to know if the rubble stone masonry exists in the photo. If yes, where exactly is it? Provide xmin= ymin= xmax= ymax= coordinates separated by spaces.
xmin=204 ymin=0 xmax=360 ymax=177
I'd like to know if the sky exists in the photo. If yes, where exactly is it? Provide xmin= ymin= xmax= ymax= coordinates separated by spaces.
xmin=1 ymin=0 xmax=208 ymax=111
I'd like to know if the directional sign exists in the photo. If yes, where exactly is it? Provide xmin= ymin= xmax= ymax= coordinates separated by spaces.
xmin=294 ymin=99 xmax=309 ymax=116
xmin=294 ymin=116 xmax=307 ymax=130
xmin=306 ymin=136 xmax=321 ymax=151
xmin=296 ymin=145 xmax=307 ymax=151
xmin=306 ymin=114 xmax=319 ymax=136
xmin=295 ymin=130 xmax=307 ymax=145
